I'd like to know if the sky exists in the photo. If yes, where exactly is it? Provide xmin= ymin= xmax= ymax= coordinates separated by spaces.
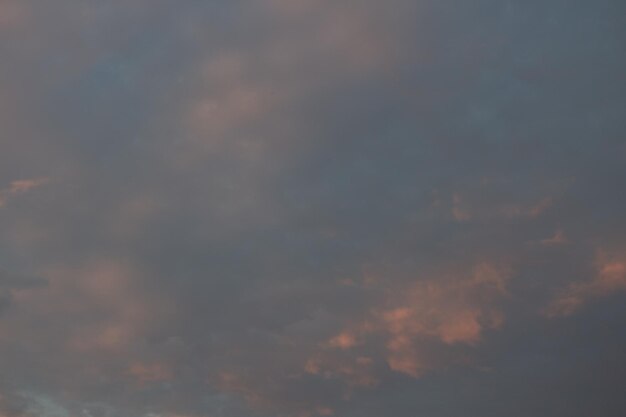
xmin=1 ymin=1 xmax=625 ymax=416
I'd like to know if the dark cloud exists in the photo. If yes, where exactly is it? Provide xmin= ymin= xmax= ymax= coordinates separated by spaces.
xmin=0 ymin=1 xmax=625 ymax=416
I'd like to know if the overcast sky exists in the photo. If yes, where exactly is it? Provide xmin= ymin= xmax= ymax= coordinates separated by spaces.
xmin=1 ymin=1 xmax=625 ymax=416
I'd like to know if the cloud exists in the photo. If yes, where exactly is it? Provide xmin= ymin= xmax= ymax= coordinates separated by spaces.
xmin=546 ymin=249 xmax=626 ymax=317
xmin=0 ymin=268 xmax=47 ymax=315
xmin=0 ymin=1 xmax=28 ymax=30
xmin=127 ymin=363 xmax=173 ymax=386
xmin=540 ymin=230 xmax=569 ymax=246
xmin=450 ymin=192 xmax=554 ymax=223
xmin=0 ymin=392 xmax=28 ymax=417
xmin=0 ymin=178 xmax=49 ymax=208
xmin=0 ymin=1 xmax=625 ymax=417
xmin=312 ymin=262 xmax=509 ymax=379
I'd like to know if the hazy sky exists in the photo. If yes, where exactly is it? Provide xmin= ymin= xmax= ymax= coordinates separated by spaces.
xmin=1 ymin=1 xmax=625 ymax=416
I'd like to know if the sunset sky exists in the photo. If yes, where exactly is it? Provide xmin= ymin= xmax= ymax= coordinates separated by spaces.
xmin=1 ymin=1 xmax=625 ymax=416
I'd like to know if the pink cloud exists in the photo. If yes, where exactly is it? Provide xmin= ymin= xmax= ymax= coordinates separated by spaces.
xmin=545 ymin=249 xmax=626 ymax=317
xmin=310 ymin=262 xmax=510 ymax=379
xmin=0 ymin=177 xmax=49 ymax=207
xmin=326 ymin=331 xmax=358 ymax=350
xmin=8 ymin=259 xmax=172 ymax=356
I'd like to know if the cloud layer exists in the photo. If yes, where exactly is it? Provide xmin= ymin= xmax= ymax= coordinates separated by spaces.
xmin=1 ymin=1 xmax=625 ymax=416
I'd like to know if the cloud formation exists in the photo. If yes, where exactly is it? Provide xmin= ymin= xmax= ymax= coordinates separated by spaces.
xmin=0 ymin=1 xmax=625 ymax=416
xmin=546 ymin=249 xmax=626 ymax=317
xmin=0 ymin=178 xmax=49 ymax=208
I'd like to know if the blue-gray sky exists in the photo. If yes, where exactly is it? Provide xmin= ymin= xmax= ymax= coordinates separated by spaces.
xmin=1 ymin=1 xmax=625 ymax=416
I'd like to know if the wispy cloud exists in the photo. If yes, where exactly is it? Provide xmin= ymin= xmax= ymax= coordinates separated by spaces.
xmin=0 ymin=177 xmax=49 ymax=207
xmin=545 ymin=249 xmax=626 ymax=317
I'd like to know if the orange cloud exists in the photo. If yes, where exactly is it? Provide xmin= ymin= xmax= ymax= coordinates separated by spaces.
xmin=545 ymin=250 xmax=626 ymax=317
xmin=377 ymin=267 xmax=506 ymax=376
xmin=316 ymin=262 xmax=510 ymax=378
xmin=452 ymin=193 xmax=471 ymax=221
xmin=326 ymin=332 xmax=358 ymax=350
xmin=9 ymin=259 xmax=171 ymax=357
xmin=0 ymin=177 xmax=49 ymax=207
xmin=8 ymin=178 xmax=49 ymax=193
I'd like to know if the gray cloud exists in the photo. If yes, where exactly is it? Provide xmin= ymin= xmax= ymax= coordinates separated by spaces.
xmin=0 ymin=1 xmax=625 ymax=416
